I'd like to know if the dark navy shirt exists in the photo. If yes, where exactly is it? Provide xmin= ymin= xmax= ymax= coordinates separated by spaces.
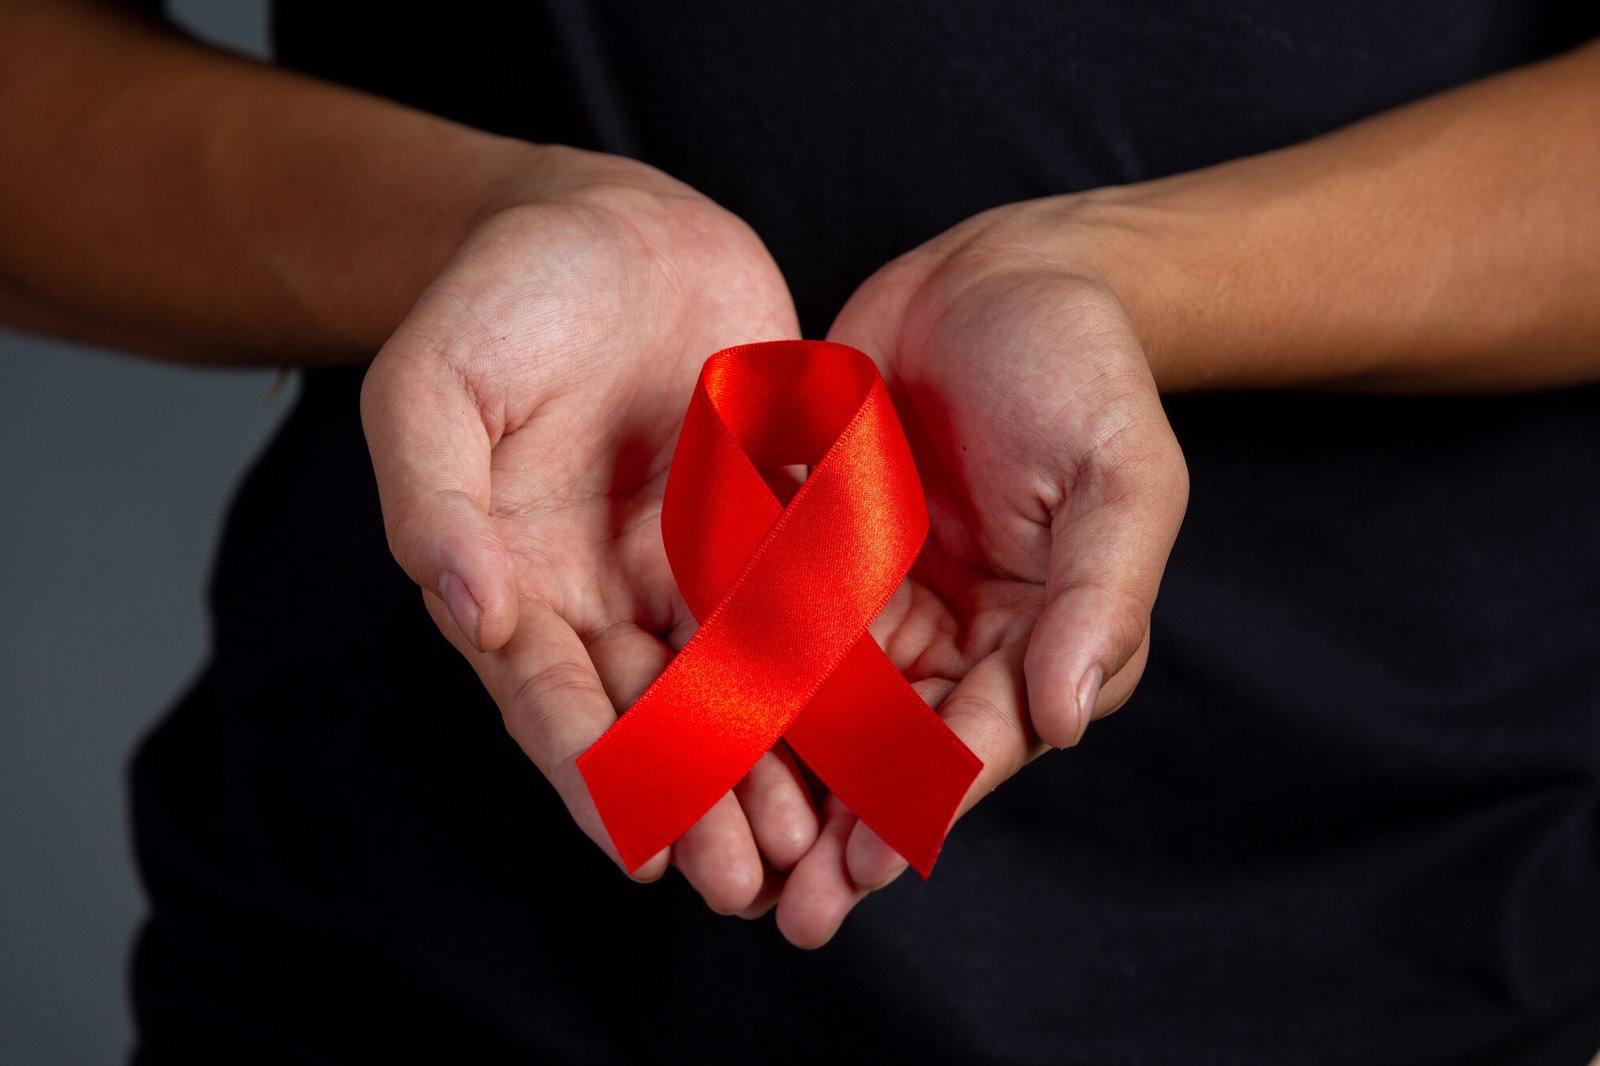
xmin=130 ymin=4 xmax=1600 ymax=1063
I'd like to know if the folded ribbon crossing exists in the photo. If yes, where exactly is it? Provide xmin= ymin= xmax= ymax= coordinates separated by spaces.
xmin=577 ymin=340 xmax=982 ymax=877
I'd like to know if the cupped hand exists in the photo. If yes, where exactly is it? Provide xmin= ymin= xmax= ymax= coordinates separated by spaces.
xmin=774 ymin=198 xmax=1189 ymax=946
xmin=360 ymin=147 xmax=818 ymax=912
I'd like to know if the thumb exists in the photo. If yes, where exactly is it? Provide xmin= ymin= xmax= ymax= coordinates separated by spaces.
xmin=824 ymin=256 xmax=928 ymax=368
xmin=1024 ymin=418 xmax=1187 ymax=748
xmin=360 ymin=345 xmax=518 ymax=652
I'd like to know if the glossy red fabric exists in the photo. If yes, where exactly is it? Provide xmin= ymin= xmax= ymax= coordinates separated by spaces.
xmin=577 ymin=340 xmax=982 ymax=877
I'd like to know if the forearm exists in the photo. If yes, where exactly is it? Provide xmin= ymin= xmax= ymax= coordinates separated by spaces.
xmin=1083 ymin=37 xmax=1600 ymax=393
xmin=0 ymin=1 xmax=541 ymax=365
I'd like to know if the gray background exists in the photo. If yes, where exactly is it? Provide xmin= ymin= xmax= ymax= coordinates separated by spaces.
xmin=0 ymin=3 xmax=276 ymax=1062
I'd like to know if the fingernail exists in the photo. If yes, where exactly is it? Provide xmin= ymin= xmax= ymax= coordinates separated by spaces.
xmin=439 ymin=571 xmax=482 ymax=651
xmin=1076 ymin=664 xmax=1104 ymax=725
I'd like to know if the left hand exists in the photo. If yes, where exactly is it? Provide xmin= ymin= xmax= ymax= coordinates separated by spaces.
xmin=771 ymin=197 xmax=1190 ymax=946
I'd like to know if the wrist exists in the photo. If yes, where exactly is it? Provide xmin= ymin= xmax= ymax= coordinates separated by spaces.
xmin=329 ymin=132 xmax=549 ymax=354
xmin=370 ymin=140 xmax=710 ymax=345
xmin=315 ymin=134 xmax=686 ymax=358
xmin=939 ymin=188 xmax=1204 ymax=394
xmin=1050 ymin=185 xmax=1209 ymax=395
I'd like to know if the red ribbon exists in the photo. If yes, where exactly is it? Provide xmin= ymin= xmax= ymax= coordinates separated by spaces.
xmin=577 ymin=340 xmax=982 ymax=877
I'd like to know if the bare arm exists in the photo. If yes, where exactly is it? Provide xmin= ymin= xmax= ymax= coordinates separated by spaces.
xmin=790 ymin=35 xmax=1600 ymax=945
xmin=0 ymin=0 xmax=821 ymax=918
xmin=0 ymin=0 xmax=541 ymax=365
xmin=1082 ymin=36 xmax=1600 ymax=392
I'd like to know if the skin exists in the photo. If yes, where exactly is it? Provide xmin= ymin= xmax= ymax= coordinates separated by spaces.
xmin=2 ymin=3 xmax=1597 ymax=947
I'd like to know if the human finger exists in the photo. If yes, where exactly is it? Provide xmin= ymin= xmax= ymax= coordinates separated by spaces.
xmin=586 ymin=619 xmax=802 ymax=908
xmin=844 ymin=646 xmax=1034 ymax=891
xmin=1023 ymin=410 xmax=1186 ymax=749
xmin=363 ymin=335 xmax=518 ymax=652
xmin=670 ymin=792 xmax=765 ymax=915
xmin=424 ymin=592 xmax=670 ymax=881
xmin=773 ymin=797 xmax=867 ymax=949
xmin=732 ymin=744 xmax=819 ymax=872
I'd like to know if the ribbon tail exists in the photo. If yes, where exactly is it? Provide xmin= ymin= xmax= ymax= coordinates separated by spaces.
xmin=784 ymin=634 xmax=982 ymax=879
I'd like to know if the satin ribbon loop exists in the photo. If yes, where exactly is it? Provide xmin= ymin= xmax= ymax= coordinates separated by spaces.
xmin=578 ymin=340 xmax=982 ymax=877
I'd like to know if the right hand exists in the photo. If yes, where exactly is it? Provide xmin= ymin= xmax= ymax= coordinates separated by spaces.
xmin=360 ymin=146 xmax=817 ymax=913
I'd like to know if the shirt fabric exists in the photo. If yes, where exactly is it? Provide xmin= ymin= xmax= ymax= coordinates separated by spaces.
xmin=129 ymin=3 xmax=1600 ymax=1063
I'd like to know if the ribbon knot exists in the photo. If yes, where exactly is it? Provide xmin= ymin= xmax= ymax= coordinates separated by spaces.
xmin=578 ymin=340 xmax=982 ymax=877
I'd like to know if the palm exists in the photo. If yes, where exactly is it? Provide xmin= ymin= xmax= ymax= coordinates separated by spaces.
xmin=466 ymin=233 xmax=732 ymax=643
xmin=874 ymin=265 xmax=1155 ymax=703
